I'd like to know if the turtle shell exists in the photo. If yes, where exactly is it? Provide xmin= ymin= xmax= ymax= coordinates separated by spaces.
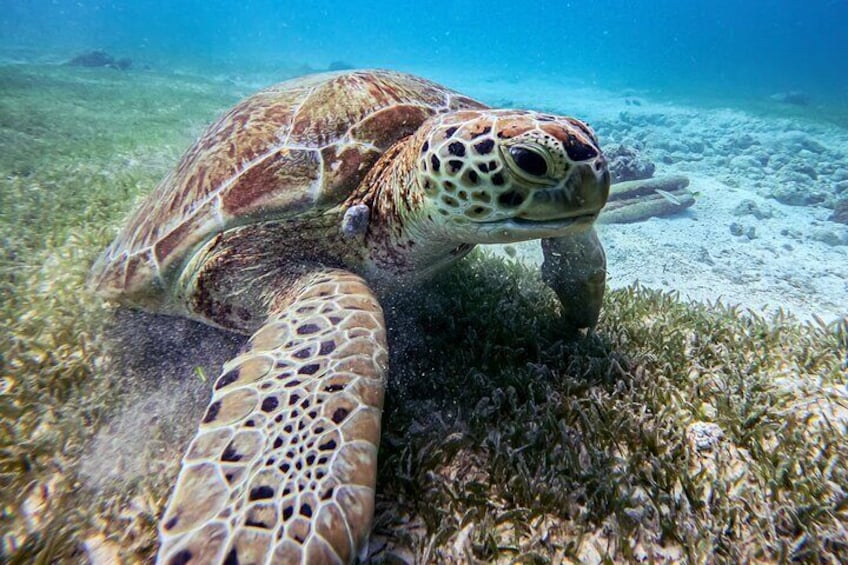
xmin=91 ymin=70 xmax=486 ymax=305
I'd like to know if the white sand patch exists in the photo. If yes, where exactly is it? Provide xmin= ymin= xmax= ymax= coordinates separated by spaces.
xmin=597 ymin=175 xmax=847 ymax=323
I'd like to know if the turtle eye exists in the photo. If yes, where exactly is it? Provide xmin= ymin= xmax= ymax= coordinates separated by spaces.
xmin=508 ymin=146 xmax=548 ymax=177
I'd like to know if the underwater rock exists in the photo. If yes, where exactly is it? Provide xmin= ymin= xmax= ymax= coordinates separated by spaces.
xmin=730 ymin=133 xmax=759 ymax=151
xmin=599 ymin=175 xmax=695 ymax=224
xmin=827 ymin=200 xmax=848 ymax=224
xmin=832 ymin=168 xmax=848 ymax=182
xmin=796 ymin=163 xmax=819 ymax=180
xmin=829 ymin=200 xmax=848 ymax=225
xmin=776 ymin=131 xmax=827 ymax=154
xmin=729 ymin=154 xmax=766 ymax=179
xmin=605 ymin=144 xmax=656 ymax=182
xmin=769 ymin=90 xmax=811 ymax=106
xmin=733 ymin=199 xmax=773 ymax=220
xmin=687 ymin=422 xmax=724 ymax=452
xmin=66 ymin=50 xmax=132 ymax=70
xmin=769 ymin=181 xmax=827 ymax=206
xmin=780 ymin=227 xmax=803 ymax=241
xmin=327 ymin=60 xmax=355 ymax=71
xmin=810 ymin=227 xmax=848 ymax=247
xmin=342 ymin=203 xmax=370 ymax=236
xmin=617 ymin=111 xmax=671 ymax=128
xmin=729 ymin=222 xmax=757 ymax=239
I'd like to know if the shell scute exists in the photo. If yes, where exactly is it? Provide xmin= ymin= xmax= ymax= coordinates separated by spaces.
xmin=318 ymin=144 xmax=382 ymax=206
xmin=153 ymin=199 xmax=222 ymax=268
xmin=350 ymin=104 xmax=434 ymax=150
xmin=220 ymin=148 xmax=320 ymax=217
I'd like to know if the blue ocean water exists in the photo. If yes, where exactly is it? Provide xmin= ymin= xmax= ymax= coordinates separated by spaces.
xmin=2 ymin=0 xmax=847 ymax=105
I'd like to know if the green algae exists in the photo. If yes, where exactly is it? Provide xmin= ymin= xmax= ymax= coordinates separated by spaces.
xmin=0 ymin=63 xmax=236 ymax=561
xmin=0 ymin=63 xmax=845 ymax=563
xmin=375 ymin=255 xmax=847 ymax=563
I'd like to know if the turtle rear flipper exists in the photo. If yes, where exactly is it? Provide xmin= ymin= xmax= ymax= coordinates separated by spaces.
xmin=158 ymin=268 xmax=388 ymax=564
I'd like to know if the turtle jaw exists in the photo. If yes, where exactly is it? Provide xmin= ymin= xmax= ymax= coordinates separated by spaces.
xmin=463 ymin=163 xmax=610 ymax=243
xmin=469 ymin=211 xmax=600 ymax=243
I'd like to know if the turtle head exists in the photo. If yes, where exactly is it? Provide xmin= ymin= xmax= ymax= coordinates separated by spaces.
xmin=414 ymin=110 xmax=610 ymax=243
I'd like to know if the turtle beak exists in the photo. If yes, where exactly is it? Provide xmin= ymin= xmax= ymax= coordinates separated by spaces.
xmin=468 ymin=156 xmax=610 ymax=242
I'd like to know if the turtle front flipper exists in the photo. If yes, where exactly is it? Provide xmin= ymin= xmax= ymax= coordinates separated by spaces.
xmin=540 ymin=227 xmax=607 ymax=331
xmin=158 ymin=268 xmax=388 ymax=565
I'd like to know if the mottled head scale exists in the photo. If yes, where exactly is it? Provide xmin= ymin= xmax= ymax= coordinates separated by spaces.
xmin=414 ymin=109 xmax=609 ymax=241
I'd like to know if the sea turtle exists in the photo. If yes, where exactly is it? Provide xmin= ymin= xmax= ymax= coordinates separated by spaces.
xmin=90 ymin=69 xmax=610 ymax=564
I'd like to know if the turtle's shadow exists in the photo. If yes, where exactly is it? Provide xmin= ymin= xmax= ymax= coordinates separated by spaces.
xmin=80 ymin=308 xmax=243 ymax=491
